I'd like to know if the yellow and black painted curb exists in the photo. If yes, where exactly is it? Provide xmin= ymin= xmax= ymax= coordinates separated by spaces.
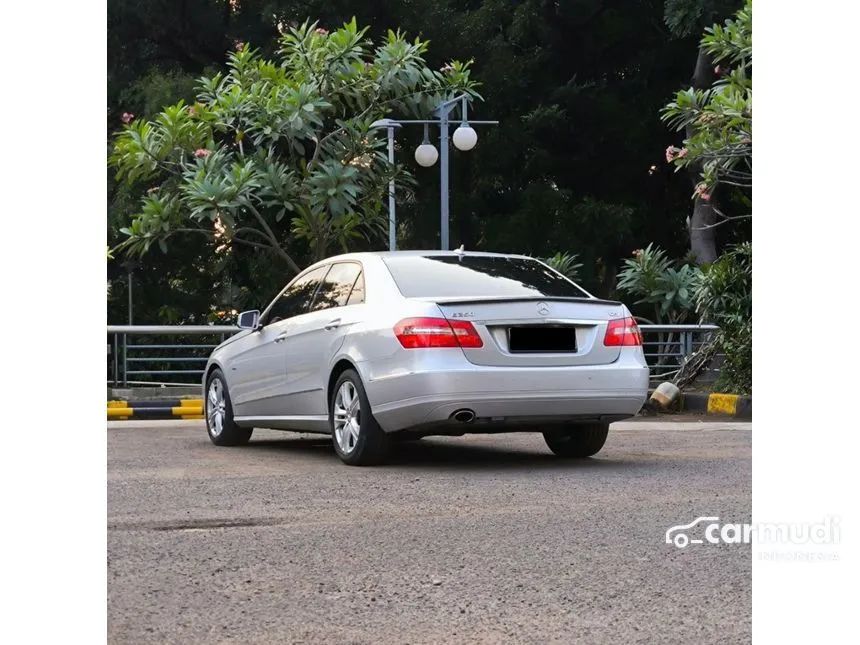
xmin=647 ymin=390 xmax=751 ymax=418
xmin=109 ymin=393 xmax=751 ymax=421
xmin=107 ymin=399 xmax=203 ymax=420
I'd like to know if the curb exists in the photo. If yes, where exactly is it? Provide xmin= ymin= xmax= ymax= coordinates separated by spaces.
xmin=108 ymin=399 xmax=203 ymax=420
xmin=646 ymin=391 xmax=751 ymax=419
xmin=107 ymin=394 xmax=751 ymax=421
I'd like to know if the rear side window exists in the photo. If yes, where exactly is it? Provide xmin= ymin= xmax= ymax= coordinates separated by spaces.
xmin=382 ymin=255 xmax=590 ymax=299
xmin=265 ymin=266 xmax=328 ymax=324
xmin=346 ymin=271 xmax=365 ymax=305
xmin=310 ymin=262 xmax=363 ymax=312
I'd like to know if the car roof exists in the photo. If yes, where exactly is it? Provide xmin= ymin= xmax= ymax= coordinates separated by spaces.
xmin=318 ymin=250 xmax=535 ymax=263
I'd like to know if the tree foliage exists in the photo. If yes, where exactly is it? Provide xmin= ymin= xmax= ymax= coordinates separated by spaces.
xmin=662 ymin=0 xmax=751 ymax=218
xmin=663 ymin=0 xmax=739 ymax=37
xmin=110 ymin=18 xmax=480 ymax=272
xmin=107 ymin=0 xmax=747 ymax=324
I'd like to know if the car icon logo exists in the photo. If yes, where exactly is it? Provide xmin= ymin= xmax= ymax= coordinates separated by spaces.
xmin=537 ymin=302 xmax=550 ymax=316
xmin=665 ymin=516 xmax=720 ymax=548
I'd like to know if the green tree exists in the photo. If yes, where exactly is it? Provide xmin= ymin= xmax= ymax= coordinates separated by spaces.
xmin=110 ymin=18 xmax=480 ymax=273
xmin=663 ymin=0 xmax=751 ymax=217
xmin=661 ymin=0 xmax=747 ymax=263
xmin=107 ymin=1 xmax=733 ymax=322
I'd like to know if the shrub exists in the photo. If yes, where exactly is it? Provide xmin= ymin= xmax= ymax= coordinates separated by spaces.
xmin=542 ymin=252 xmax=584 ymax=282
xmin=694 ymin=242 xmax=752 ymax=393
xmin=616 ymin=243 xmax=701 ymax=324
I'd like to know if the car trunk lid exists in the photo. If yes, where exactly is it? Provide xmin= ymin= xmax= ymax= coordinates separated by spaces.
xmin=424 ymin=296 xmax=625 ymax=367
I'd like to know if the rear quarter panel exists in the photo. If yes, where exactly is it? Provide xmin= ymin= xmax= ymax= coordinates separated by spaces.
xmin=331 ymin=256 xmax=461 ymax=402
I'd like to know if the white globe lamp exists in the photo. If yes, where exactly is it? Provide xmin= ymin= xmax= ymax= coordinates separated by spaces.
xmin=414 ymin=143 xmax=439 ymax=167
xmin=452 ymin=124 xmax=478 ymax=151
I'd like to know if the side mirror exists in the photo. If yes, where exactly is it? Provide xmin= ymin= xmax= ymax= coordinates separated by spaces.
xmin=237 ymin=310 xmax=261 ymax=330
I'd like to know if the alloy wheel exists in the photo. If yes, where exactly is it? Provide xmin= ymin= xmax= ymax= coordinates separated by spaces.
xmin=333 ymin=381 xmax=361 ymax=454
xmin=207 ymin=378 xmax=227 ymax=437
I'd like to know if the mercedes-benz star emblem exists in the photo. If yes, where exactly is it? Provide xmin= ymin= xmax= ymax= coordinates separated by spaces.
xmin=537 ymin=302 xmax=550 ymax=316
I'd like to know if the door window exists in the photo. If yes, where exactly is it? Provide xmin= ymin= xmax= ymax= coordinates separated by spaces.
xmin=264 ymin=266 xmax=329 ymax=325
xmin=310 ymin=262 xmax=363 ymax=312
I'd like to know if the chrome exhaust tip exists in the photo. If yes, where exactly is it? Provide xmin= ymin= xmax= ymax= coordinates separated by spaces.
xmin=451 ymin=409 xmax=476 ymax=424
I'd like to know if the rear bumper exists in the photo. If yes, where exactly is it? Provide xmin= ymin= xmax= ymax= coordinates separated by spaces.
xmin=360 ymin=350 xmax=649 ymax=433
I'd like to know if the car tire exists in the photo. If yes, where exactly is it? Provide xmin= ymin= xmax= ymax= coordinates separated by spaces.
xmin=329 ymin=369 xmax=389 ymax=466
xmin=543 ymin=422 xmax=610 ymax=458
xmin=205 ymin=368 xmax=252 ymax=447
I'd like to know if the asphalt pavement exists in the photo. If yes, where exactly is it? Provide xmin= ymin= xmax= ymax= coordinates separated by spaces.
xmin=108 ymin=417 xmax=752 ymax=644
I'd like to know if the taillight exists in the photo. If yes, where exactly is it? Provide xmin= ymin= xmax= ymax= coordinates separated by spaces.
xmin=393 ymin=317 xmax=483 ymax=349
xmin=603 ymin=316 xmax=643 ymax=346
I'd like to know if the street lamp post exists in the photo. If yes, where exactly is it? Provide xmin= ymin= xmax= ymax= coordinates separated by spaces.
xmin=439 ymin=106 xmax=452 ymax=251
xmin=369 ymin=118 xmax=403 ymax=251
xmin=121 ymin=258 xmax=139 ymax=324
xmin=433 ymin=95 xmax=481 ymax=251
xmin=372 ymin=95 xmax=497 ymax=251
xmin=120 ymin=258 xmax=139 ymax=388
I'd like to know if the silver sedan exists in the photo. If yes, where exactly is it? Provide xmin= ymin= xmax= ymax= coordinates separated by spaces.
xmin=203 ymin=251 xmax=649 ymax=465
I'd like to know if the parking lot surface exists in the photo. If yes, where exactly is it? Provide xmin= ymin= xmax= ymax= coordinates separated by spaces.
xmin=108 ymin=417 xmax=751 ymax=644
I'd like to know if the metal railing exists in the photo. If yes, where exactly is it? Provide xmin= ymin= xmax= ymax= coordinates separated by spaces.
xmin=639 ymin=324 xmax=720 ymax=381
xmin=108 ymin=325 xmax=240 ymax=387
xmin=107 ymin=323 xmax=720 ymax=387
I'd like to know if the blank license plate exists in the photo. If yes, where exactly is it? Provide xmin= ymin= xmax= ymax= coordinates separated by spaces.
xmin=508 ymin=326 xmax=577 ymax=353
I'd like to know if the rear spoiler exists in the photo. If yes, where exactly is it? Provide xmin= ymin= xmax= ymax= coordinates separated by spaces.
xmin=425 ymin=296 xmax=623 ymax=307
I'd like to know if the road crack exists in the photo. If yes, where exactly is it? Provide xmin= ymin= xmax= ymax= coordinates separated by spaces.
xmin=109 ymin=517 xmax=289 ymax=532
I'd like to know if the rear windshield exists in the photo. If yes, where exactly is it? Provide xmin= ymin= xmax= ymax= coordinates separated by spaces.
xmin=382 ymin=255 xmax=591 ymax=299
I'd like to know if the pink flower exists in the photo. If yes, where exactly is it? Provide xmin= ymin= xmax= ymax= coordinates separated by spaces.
xmin=121 ymin=112 xmax=134 ymax=124
xmin=632 ymin=249 xmax=643 ymax=259
xmin=695 ymin=183 xmax=711 ymax=201
xmin=194 ymin=148 xmax=211 ymax=159
xmin=440 ymin=63 xmax=454 ymax=73
xmin=188 ymin=106 xmax=197 ymax=116
xmin=677 ymin=147 xmax=688 ymax=158
xmin=714 ymin=65 xmax=721 ymax=75
xmin=146 ymin=186 xmax=159 ymax=195
xmin=315 ymin=27 xmax=328 ymax=35
xmin=233 ymin=40 xmax=244 ymax=51
xmin=665 ymin=145 xmax=680 ymax=163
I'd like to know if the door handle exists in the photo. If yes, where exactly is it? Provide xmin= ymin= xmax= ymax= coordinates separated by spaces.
xmin=274 ymin=332 xmax=288 ymax=343
xmin=325 ymin=319 xmax=342 ymax=330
